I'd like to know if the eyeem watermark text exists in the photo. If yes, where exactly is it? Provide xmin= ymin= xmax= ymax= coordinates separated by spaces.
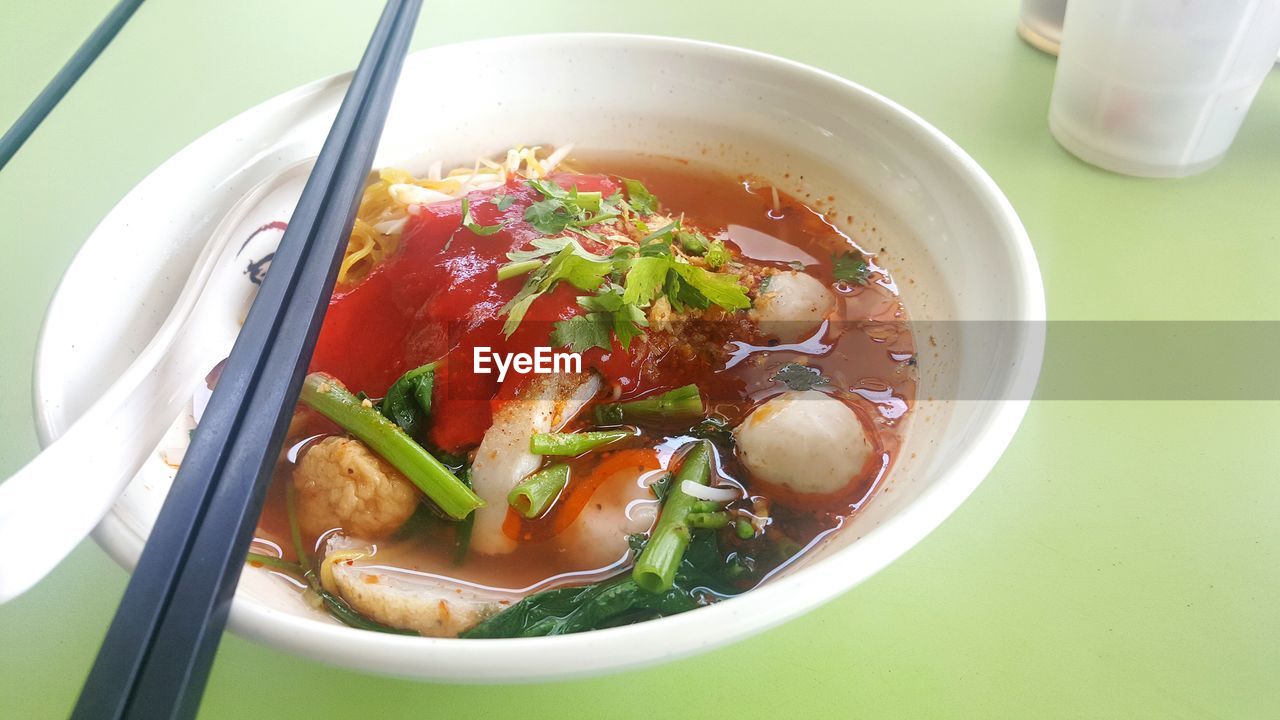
xmin=473 ymin=347 xmax=582 ymax=382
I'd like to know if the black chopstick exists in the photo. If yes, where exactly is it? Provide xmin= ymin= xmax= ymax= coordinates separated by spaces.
xmin=0 ymin=0 xmax=146 ymax=172
xmin=71 ymin=1 xmax=421 ymax=717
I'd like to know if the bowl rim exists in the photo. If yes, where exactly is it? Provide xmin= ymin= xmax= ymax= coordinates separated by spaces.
xmin=33 ymin=32 xmax=1045 ymax=682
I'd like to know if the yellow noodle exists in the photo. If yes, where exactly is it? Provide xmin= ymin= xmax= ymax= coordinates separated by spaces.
xmin=337 ymin=146 xmax=566 ymax=285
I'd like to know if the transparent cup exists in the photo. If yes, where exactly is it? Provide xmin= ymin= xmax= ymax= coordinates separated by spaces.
xmin=1049 ymin=0 xmax=1280 ymax=178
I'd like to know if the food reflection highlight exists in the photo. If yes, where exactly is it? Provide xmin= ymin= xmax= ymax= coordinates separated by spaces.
xmin=225 ymin=146 xmax=916 ymax=638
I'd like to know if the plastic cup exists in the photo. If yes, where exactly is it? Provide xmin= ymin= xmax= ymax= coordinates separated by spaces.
xmin=1017 ymin=0 xmax=1068 ymax=56
xmin=1049 ymin=0 xmax=1280 ymax=178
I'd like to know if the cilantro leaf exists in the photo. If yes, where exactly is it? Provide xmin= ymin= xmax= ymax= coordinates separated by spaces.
xmin=577 ymin=285 xmax=626 ymax=313
xmin=669 ymin=262 xmax=751 ymax=310
xmin=622 ymin=178 xmax=659 ymax=215
xmin=526 ymin=177 xmax=570 ymax=200
xmin=833 ymin=250 xmax=870 ymax=284
xmin=554 ymin=249 xmax=613 ymax=291
xmin=521 ymin=179 xmax=620 ymax=236
xmin=507 ymin=237 xmax=589 ymax=263
xmin=524 ymin=198 xmax=574 ymax=235
xmin=498 ymin=244 xmax=611 ymax=336
xmin=622 ymin=256 xmax=671 ymax=307
xmin=499 ymin=291 xmax=541 ymax=337
xmin=494 ymin=194 xmax=516 ymax=212
xmin=611 ymin=303 xmax=648 ymax=349
xmin=460 ymin=197 xmax=505 ymax=236
xmin=663 ymin=270 xmax=709 ymax=312
xmin=771 ymin=363 xmax=830 ymax=391
xmin=551 ymin=314 xmax=613 ymax=353
xmin=571 ymin=285 xmax=649 ymax=350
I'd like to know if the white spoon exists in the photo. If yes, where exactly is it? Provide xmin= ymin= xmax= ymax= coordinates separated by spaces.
xmin=0 ymin=161 xmax=305 ymax=603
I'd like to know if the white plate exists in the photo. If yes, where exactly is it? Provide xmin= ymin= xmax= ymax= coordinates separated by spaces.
xmin=33 ymin=34 xmax=1044 ymax=682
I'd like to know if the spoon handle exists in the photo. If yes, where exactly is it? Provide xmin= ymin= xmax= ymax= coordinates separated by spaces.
xmin=0 ymin=160 xmax=301 ymax=602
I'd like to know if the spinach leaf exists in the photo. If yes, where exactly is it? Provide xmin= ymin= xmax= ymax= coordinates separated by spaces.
xmin=380 ymin=362 xmax=437 ymax=438
xmin=460 ymin=530 xmax=746 ymax=638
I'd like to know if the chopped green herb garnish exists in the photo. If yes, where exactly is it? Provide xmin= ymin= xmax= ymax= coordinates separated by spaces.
xmin=494 ymin=193 xmax=516 ymax=212
xmin=621 ymin=256 xmax=672 ymax=306
xmin=498 ymin=243 xmax=612 ymax=337
xmin=705 ymin=239 xmax=730 ymax=270
xmin=771 ymin=363 xmax=830 ymax=391
xmin=522 ymin=178 xmax=622 ymax=236
xmin=460 ymin=196 xmax=505 ymax=236
xmin=550 ymin=314 xmax=612 ymax=353
xmin=669 ymin=262 xmax=751 ymax=310
xmin=500 ymin=177 xmax=747 ymax=350
xmin=676 ymin=229 xmax=709 ymax=255
xmin=622 ymin=178 xmax=658 ymax=215
xmin=550 ymin=285 xmax=648 ymax=353
xmin=833 ymin=250 xmax=870 ymax=284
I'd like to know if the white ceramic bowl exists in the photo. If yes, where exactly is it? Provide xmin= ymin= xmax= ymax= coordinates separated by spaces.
xmin=33 ymin=34 xmax=1043 ymax=681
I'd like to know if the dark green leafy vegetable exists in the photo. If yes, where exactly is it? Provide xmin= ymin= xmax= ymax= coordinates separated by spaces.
xmin=380 ymin=361 xmax=437 ymax=438
xmin=649 ymin=472 xmax=673 ymax=502
xmin=595 ymin=384 xmax=704 ymax=426
xmin=461 ymin=530 xmax=748 ymax=638
xmin=833 ymin=250 xmax=870 ymax=284
xmin=461 ymin=575 xmax=697 ymax=638
xmin=770 ymin=363 xmax=830 ymax=391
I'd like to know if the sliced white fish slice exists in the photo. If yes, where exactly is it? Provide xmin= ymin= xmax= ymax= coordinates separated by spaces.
xmin=468 ymin=372 xmax=602 ymax=556
xmin=328 ymin=557 xmax=511 ymax=638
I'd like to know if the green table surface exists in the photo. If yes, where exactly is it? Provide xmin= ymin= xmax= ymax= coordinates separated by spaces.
xmin=2 ymin=1 xmax=1277 ymax=718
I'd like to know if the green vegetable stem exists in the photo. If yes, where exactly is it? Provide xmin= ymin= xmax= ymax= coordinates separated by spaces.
xmin=300 ymin=373 xmax=484 ymax=520
xmin=594 ymin=384 xmax=704 ymax=426
xmin=529 ymin=430 xmax=631 ymax=456
xmin=507 ymin=464 xmax=571 ymax=518
xmin=633 ymin=440 xmax=713 ymax=593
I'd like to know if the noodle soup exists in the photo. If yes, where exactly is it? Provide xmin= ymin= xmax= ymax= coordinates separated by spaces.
xmin=247 ymin=147 xmax=915 ymax=637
